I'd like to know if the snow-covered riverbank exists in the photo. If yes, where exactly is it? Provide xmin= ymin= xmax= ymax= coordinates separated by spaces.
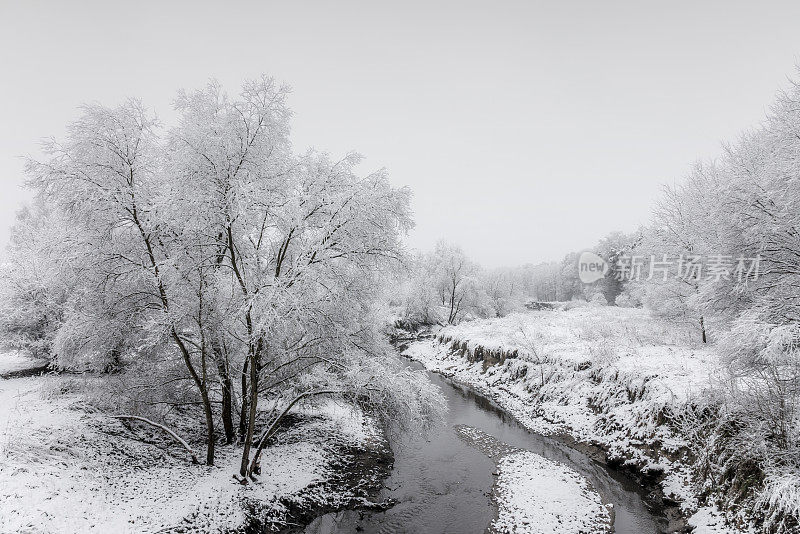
xmin=0 ymin=353 xmax=392 ymax=533
xmin=402 ymin=306 xmax=745 ymax=533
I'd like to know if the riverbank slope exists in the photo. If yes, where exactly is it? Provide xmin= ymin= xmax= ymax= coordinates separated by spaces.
xmin=401 ymin=305 xmax=747 ymax=533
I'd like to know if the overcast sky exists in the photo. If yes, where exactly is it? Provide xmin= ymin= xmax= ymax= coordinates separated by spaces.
xmin=2 ymin=1 xmax=800 ymax=267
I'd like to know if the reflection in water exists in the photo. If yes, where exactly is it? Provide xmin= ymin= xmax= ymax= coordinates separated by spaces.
xmin=304 ymin=358 xmax=661 ymax=534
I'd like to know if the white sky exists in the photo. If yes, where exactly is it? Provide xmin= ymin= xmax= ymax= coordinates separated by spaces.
xmin=2 ymin=0 xmax=800 ymax=267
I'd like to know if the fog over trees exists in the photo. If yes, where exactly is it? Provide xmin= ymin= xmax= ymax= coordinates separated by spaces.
xmin=0 ymin=78 xmax=443 ymax=475
xmin=2 ymin=68 xmax=800 ymax=532
xmin=390 ymin=71 xmax=800 ymax=532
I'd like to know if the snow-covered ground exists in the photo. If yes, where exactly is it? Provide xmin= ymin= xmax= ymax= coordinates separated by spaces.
xmin=0 ymin=354 xmax=387 ymax=533
xmin=404 ymin=306 xmax=740 ymax=533
xmin=493 ymin=451 xmax=611 ymax=534
xmin=454 ymin=425 xmax=611 ymax=534
xmin=0 ymin=350 xmax=46 ymax=376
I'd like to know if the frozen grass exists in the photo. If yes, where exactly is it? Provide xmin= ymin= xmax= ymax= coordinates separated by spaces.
xmin=0 ymin=356 xmax=384 ymax=533
xmin=405 ymin=306 xmax=735 ymax=530
xmin=756 ymin=473 xmax=800 ymax=534
xmin=492 ymin=450 xmax=611 ymax=534
xmin=439 ymin=307 xmax=704 ymax=371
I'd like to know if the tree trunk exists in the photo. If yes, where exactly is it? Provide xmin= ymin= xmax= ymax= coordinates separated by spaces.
xmin=220 ymin=374 xmax=234 ymax=445
xmin=448 ymin=282 xmax=457 ymax=324
xmin=247 ymin=389 xmax=337 ymax=478
xmin=171 ymin=328 xmax=216 ymax=466
xmin=239 ymin=343 xmax=261 ymax=477
xmin=201 ymin=387 xmax=216 ymax=465
xmin=238 ymin=359 xmax=249 ymax=443
xmin=700 ymin=315 xmax=707 ymax=343
xmin=211 ymin=338 xmax=235 ymax=445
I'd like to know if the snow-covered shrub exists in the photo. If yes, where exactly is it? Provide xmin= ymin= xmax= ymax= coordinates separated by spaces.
xmin=39 ymin=375 xmax=86 ymax=400
xmin=696 ymin=316 xmax=800 ymax=531
xmin=590 ymin=292 xmax=608 ymax=306
xmin=614 ymin=288 xmax=642 ymax=308
xmin=756 ymin=472 xmax=800 ymax=534
xmin=562 ymin=298 xmax=590 ymax=311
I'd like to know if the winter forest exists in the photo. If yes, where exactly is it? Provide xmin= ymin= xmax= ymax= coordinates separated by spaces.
xmin=2 ymin=4 xmax=800 ymax=534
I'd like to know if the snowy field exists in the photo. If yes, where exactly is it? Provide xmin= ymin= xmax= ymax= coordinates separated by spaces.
xmin=404 ymin=306 xmax=738 ymax=533
xmin=0 ymin=352 xmax=385 ymax=533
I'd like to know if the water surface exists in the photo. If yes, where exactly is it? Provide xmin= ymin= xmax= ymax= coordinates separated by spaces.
xmin=304 ymin=357 xmax=661 ymax=534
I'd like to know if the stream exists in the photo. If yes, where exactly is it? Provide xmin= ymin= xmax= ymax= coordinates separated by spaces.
xmin=303 ymin=354 xmax=662 ymax=534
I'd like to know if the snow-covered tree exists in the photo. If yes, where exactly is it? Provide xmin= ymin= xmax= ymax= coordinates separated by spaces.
xmin=642 ymin=69 xmax=800 ymax=528
xmin=0 ymin=203 xmax=72 ymax=359
xmin=161 ymin=78 xmax=426 ymax=477
xmin=480 ymin=268 xmax=525 ymax=317
xmin=431 ymin=241 xmax=481 ymax=324
xmin=12 ymin=77 xmax=443 ymax=476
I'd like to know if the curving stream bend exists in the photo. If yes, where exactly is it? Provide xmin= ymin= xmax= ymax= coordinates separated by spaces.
xmin=303 ymin=353 xmax=662 ymax=534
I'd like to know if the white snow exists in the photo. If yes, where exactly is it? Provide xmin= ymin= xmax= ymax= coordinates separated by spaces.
xmin=492 ymin=450 xmax=611 ymax=534
xmin=295 ymin=399 xmax=378 ymax=444
xmin=0 ymin=350 xmax=45 ymax=375
xmin=688 ymin=506 xmax=752 ymax=534
xmin=0 ymin=353 xmax=382 ymax=533
xmin=404 ymin=307 xmax=737 ymax=530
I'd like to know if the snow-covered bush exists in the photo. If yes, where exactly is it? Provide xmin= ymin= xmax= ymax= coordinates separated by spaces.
xmin=697 ymin=317 xmax=800 ymax=531
xmin=614 ymin=283 xmax=643 ymax=308
xmin=562 ymin=298 xmax=590 ymax=311
xmin=756 ymin=473 xmax=800 ymax=534
xmin=590 ymin=292 xmax=608 ymax=306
